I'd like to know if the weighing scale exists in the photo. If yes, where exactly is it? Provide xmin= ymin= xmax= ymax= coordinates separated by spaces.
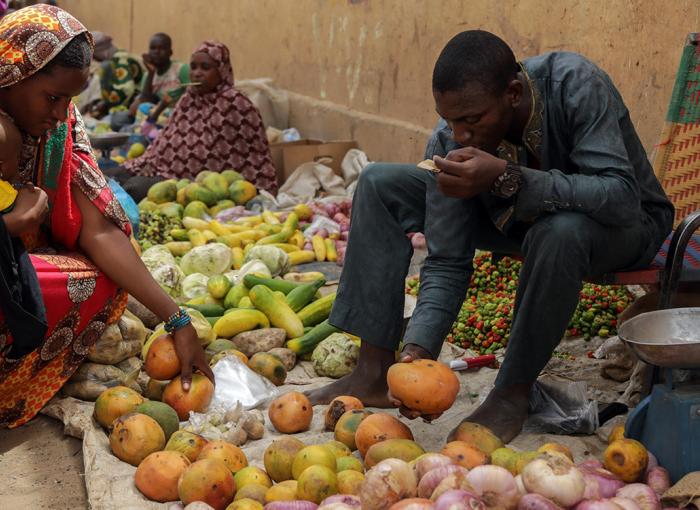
xmin=88 ymin=132 xmax=131 ymax=169
xmin=620 ymin=307 xmax=700 ymax=482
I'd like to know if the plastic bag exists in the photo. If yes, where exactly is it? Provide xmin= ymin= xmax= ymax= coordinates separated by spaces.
xmin=62 ymin=359 xmax=142 ymax=401
xmin=210 ymin=355 xmax=279 ymax=410
xmin=303 ymin=216 xmax=340 ymax=240
xmin=87 ymin=309 xmax=145 ymax=365
xmin=108 ymin=178 xmax=140 ymax=236
xmin=523 ymin=376 xmax=598 ymax=434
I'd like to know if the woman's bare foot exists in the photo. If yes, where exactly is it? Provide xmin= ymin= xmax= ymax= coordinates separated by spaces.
xmin=448 ymin=384 xmax=531 ymax=443
xmin=306 ymin=342 xmax=396 ymax=407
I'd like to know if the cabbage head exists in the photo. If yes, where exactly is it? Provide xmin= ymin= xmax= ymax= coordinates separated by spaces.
xmin=244 ymin=245 xmax=290 ymax=277
xmin=141 ymin=244 xmax=176 ymax=272
xmin=237 ymin=260 xmax=272 ymax=282
xmin=180 ymin=243 xmax=232 ymax=276
xmin=311 ymin=333 xmax=359 ymax=378
xmin=150 ymin=263 xmax=185 ymax=297
xmin=182 ymin=273 xmax=210 ymax=300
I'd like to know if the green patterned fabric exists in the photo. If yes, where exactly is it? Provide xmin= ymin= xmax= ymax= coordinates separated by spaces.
xmin=42 ymin=122 xmax=68 ymax=193
xmin=666 ymin=34 xmax=700 ymax=124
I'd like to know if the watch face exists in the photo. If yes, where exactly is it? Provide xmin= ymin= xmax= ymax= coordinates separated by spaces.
xmin=501 ymin=180 xmax=518 ymax=195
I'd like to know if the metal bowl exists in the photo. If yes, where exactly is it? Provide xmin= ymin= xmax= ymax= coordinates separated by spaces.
xmin=88 ymin=132 xmax=131 ymax=151
xmin=619 ymin=308 xmax=700 ymax=368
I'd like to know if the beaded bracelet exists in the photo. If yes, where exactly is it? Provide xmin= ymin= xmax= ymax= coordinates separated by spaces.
xmin=164 ymin=307 xmax=192 ymax=333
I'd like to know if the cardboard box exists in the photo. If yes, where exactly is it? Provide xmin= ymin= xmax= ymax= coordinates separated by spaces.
xmin=270 ymin=139 xmax=359 ymax=185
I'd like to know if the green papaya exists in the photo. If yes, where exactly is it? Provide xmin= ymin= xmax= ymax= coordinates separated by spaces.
xmin=146 ymin=180 xmax=178 ymax=204
xmin=138 ymin=199 xmax=159 ymax=212
xmin=202 ymin=173 xmax=230 ymax=201
xmin=184 ymin=183 xmax=217 ymax=207
xmin=221 ymin=169 xmax=243 ymax=184
xmin=209 ymin=199 xmax=235 ymax=216
xmin=195 ymin=170 xmax=215 ymax=183
xmin=157 ymin=202 xmax=184 ymax=219
xmin=183 ymin=200 xmax=209 ymax=219
xmin=176 ymin=178 xmax=190 ymax=190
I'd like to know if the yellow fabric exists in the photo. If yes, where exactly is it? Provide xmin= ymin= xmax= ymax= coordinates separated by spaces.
xmin=0 ymin=179 xmax=16 ymax=211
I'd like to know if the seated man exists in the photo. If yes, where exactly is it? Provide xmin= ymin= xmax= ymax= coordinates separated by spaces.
xmin=129 ymin=32 xmax=190 ymax=125
xmin=309 ymin=30 xmax=674 ymax=442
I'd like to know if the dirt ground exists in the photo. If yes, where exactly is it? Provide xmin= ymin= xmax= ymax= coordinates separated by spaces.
xmin=0 ymin=415 xmax=87 ymax=509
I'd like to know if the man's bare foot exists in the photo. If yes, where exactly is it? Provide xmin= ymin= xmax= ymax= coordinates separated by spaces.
xmin=448 ymin=384 xmax=531 ymax=443
xmin=306 ymin=342 xmax=396 ymax=407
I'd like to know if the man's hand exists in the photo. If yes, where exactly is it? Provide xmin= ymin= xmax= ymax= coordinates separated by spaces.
xmin=388 ymin=343 xmax=443 ymax=422
xmin=173 ymin=324 xmax=215 ymax=391
xmin=4 ymin=185 xmax=49 ymax=236
xmin=434 ymin=147 xmax=507 ymax=199
xmin=142 ymin=53 xmax=156 ymax=74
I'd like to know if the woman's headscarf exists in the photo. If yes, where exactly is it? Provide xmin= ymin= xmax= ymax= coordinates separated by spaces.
xmin=125 ymin=40 xmax=278 ymax=194
xmin=0 ymin=3 xmax=93 ymax=87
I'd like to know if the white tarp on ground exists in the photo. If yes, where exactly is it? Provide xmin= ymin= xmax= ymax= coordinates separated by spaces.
xmin=42 ymin=336 xmax=628 ymax=510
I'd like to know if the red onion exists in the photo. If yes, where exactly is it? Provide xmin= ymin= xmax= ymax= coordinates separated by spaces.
xmin=317 ymin=228 xmax=329 ymax=238
xmin=389 ymin=498 xmax=436 ymax=509
xmin=360 ymin=458 xmax=418 ymax=510
xmin=644 ymin=467 xmax=670 ymax=496
xmin=466 ymin=465 xmax=520 ymax=510
xmin=418 ymin=465 xmax=468 ymax=499
xmin=317 ymin=494 xmax=361 ymax=509
xmin=645 ymin=452 xmax=658 ymax=473
xmin=574 ymin=499 xmax=625 ymax=510
xmin=514 ymin=475 xmax=526 ymax=496
xmin=609 ymin=498 xmax=641 ymax=510
xmin=412 ymin=453 xmax=454 ymax=481
xmin=579 ymin=467 xmax=625 ymax=498
xmin=518 ymin=494 xmax=564 ymax=510
xmin=435 ymin=490 xmax=486 ymax=510
xmin=264 ymin=502 xmax=319 ymax=510
xmin=578 ymin=459 xmax=604 ymax=470
xmin=615 ymin=484 xmax=661 ymax=510
xmin=304 ymin=241 xmax=313 ymax=251
xmin=431 ymin=471 xmax=475 ymax=501
xmin=411 ymin=233 xmax=427 ymax=249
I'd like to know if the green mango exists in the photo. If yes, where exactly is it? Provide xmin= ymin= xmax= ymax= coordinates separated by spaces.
xmin=184 ymin=183 xmax=217 ymax=207
xmin=195 ymin=170 xmax=215 ymax=183
xmin=176 ymin=178 xmax=190 ymax=190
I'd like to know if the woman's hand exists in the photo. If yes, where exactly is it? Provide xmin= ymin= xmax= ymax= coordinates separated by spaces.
xmin=3 ymin=184 xmax=49 ymax=236
xmin=173 ymin=324 xmax=215 ymax=390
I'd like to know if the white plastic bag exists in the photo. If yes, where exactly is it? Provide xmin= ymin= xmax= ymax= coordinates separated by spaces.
xmin=210 ymin=356 xmax=279 ymax=409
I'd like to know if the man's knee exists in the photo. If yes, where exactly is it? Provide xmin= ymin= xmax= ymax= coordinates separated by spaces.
xmin=523 ymin=212 xmax=594 ymax=260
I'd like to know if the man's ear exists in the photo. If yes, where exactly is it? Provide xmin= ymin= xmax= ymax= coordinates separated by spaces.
xmin=507 ymin=79 xmax=524 ymax=108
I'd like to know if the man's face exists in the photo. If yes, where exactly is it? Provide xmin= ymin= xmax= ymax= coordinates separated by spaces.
xmin=434 ymin=82 xmax=514 ymax=155
xmin=1 ymin=66 xmax=89 ymax=137
xmin=148 ymin=36 xmax=172 ymax=68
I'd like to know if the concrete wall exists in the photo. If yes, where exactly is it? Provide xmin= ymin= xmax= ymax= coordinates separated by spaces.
xmin=60 ymin=0 xmax=700 ymax=163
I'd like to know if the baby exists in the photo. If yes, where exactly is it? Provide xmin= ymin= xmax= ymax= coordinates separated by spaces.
xmin=0 ymin=113 xmax=22 ymax=213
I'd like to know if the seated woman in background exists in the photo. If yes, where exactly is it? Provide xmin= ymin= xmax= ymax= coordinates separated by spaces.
xmin=110 ymin=41 xmax=278 ymax=201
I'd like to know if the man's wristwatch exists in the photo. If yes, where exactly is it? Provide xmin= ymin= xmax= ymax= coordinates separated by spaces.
xmin=491 ymin=161 xmax=523 ymax=199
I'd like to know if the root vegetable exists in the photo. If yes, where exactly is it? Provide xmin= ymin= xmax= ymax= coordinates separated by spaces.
xmin=263 ymin=502 xmax=319 ymax=510
xmin=609 ymin=498 xmax=641 ymax=510
xmin=317 ymin=495 xmax=361 ymax=508
xmin=431 ymin=470 xmax=474 ymax=501
xmin=574 ymin=499 xmax=626 ymax=510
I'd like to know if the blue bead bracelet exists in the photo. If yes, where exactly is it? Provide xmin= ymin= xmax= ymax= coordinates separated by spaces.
xmin=164 ymin=307 xmax=191 ymax=333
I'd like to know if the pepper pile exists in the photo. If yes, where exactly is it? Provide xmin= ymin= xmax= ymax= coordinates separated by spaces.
xmin=406 ymin=252 xmax=635 ymax=354
xmin=138 ymin=210 xmax=183 ymax=251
